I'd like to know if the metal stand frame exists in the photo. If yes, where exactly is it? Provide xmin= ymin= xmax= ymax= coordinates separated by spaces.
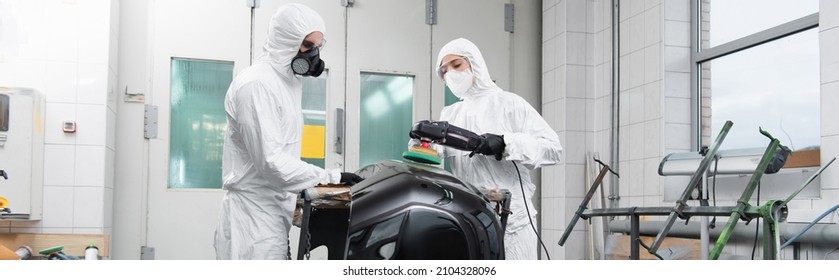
xmin=559 ymin=121 xmax=833 ymax=260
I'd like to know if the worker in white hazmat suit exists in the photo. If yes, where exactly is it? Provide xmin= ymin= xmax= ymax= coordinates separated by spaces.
xmin=214 ymin=3 xmax=363 ymax=260
xmin=435 ymin=38 xmax=563 ymax=260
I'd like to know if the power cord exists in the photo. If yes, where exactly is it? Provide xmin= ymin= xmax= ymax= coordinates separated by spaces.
xmin=711 ymin=157 xmax=719 ymax=228
xmin=512 ymin=161 xmax=550 ymax=260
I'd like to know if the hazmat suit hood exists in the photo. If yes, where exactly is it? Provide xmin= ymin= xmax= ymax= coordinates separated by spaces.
xmin=435 ymin=38 xmax=503 ymax=100
xmin=262 ymin=3 xmax=326 ymax=78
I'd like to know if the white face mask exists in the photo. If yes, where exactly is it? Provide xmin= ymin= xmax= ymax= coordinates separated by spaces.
xmin=445 ymin=69 xmax=474 ymax=99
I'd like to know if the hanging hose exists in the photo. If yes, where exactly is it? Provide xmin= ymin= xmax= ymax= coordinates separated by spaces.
xmin=780 ymin=204 xmax=839 ymax=249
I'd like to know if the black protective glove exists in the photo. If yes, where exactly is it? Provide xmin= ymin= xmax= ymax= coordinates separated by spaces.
xmin=469 ymin=133 xmax=506 ymax=161
xmin=340 ymin=172 xmax=364 ymax=186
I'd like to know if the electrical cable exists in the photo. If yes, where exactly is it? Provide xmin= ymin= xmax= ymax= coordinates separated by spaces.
xmin=710 ymin=157 xmax=718 ymax=228
xmin=512 ymin=161 xmax=550 ymax=260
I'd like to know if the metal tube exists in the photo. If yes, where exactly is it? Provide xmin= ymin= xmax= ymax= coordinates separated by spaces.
xmin=609 ymin=220 xmax=839 ymax=247
xmin=609 ymin=0 xmax=620 ymax=211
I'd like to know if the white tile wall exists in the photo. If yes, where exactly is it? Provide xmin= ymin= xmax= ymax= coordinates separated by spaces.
xmin=43 ymin=144 xmax=76 ymax=186
xmin=819 ymin=135 xmax=839 ymax=190
xmin=77 ymin=1 xmax=110 ymax=65
xmin=644 ymin=44 xmax=662 ymax=84
xmin=619 ymin=55 xmax=630 ymax=91
xmin=665 ymin=97 xmax=691 ymax=124
xmin=543 ymin=6 xmax=556 ymax=41
xmin=644 ymin=82 xmax=662 ymax=120
xmin=105 ymin=148 xmax=115 ymax=189
xmin=664 ymin=46 xmax=690 ymax=72
xmin=565 ymin=131 xmax=587 ymax=165
xmin=556 ymin=33 xmax=568 ymax=67
xmin=567 ymin=98 xmax=586 ymax=131
xmin=44 ymin=102 xmax=77 ymax=145
xmin=564 ymin=164 xmax=586 ymax=198
xmin=567 ymin=0 xmax=586 ymax=33
xmin=664 ymin=0 xmax=690 ymax=22
xmin=0 ymin=61 xmax=45 ymax=91
xmin=665 ymin=123 xmax=692 ymax=150
xmin=543 ymin=38 xmax=557 ymax=72
xmin=821 ymin=27 xmax=839 ymax=84
xmin=822 ymin=59 xmax=839 ymax=84
xmin=619 ymin=20 xmax=630 ymax=57
xmin=75 ymin=145 xmax=106 ymax=187
xmin=45 ymin=1 xmax=79 ymax=62
xmin=106 ymin=109 xmax=117 ymax=150
xmin=555 ymin=65 xmax=567 ymax=98
xmin=629 ymin=159 xmax=644 ymax=195
xmin=75 ymin=104 xmax=107 ymax=146
xmin=6 ymin=0 xmax=117 ymax=236
xmin=73 ymin=186 xmax=104 ymax=228
xmin=644 ymin=6 xmax=662 ymax=47
xmin=541 ymin=165 xmax=561 ymax=198
xmin=644 ymin=158 xmax=661 ymax=196
xmin=630 ymin=51 xmax=645 ymax=88
xmin=823 ymin=82 xmax=839 ymax=136
xmin=45 ymin=61 xmax=78 ymax=103
xmin=629 ymin=123 xmax=644 ymax=161
xmin=822 ymin=0 xmax=839 ymax=30
xmin=664 ymin=20 xmax=690 ymax=47
xmin=567 ymin=65 xmax=586 ymax=98
xmin=628 ymin=87 xmax=644 ymax=124
xmin=555 ymin=1 xmax=567 ymax=35
xmin=41 ymin=186 xmax=74 ymax=228
xmin=568 ymin=32 xmax=587 ymax=65
xmin=665 ymin=72 xmax=690 ymax=98
xmin=630 ymin=15 xmax=645 ymax=53
xmin=77 ymin=63 xmax=109 ymax=105
xmin=644 ymin=120 xmax=661 ymax=158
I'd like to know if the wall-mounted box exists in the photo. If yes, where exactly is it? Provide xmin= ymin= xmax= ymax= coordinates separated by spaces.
xmin=0 ymin=87 xmax=44 ymax=220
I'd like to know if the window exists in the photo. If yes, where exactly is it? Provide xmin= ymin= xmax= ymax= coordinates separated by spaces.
xmin=705 ymin=0 xmax=818 ymax=48
xmin=301 ymin=75 xmax=328 ymax=168
xmin=359 ymin=73 xmax=414 ymax=168
xmin=168 ymin=58 xmax=233 ymax=189
xmin=698 ymin=0 xmax=819 ymax=151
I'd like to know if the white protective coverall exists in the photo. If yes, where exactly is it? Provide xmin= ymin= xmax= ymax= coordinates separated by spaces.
xmin=214 ymin=4 xmax=341 ymax=260
xmin=436 ymin=38 xmax=563 ymax=260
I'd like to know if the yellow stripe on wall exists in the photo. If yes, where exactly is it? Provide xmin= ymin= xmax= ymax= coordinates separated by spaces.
xmin=301 ymin=124 xmax=325 ymax=159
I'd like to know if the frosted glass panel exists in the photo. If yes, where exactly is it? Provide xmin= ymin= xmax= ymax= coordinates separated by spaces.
xmin=301 ymin=75 xmax=327 ymax=168
xmin=169 ymin=58 xmax=233 ymax=189
xmin=360 ymin=73 xmax=413 ymax=168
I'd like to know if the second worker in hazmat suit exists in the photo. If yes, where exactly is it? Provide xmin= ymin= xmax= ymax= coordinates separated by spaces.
xmin=214 ymin=3 xmax=363 ymax=260
xmin=435 ymin=38 xmax=563 ymax=260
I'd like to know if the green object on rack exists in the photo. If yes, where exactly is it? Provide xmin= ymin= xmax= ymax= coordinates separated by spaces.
xmin=38 ymin=245 xmax=64 ymax=255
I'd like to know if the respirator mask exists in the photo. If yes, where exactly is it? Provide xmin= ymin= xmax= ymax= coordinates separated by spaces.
xmin=291 ymin=47 xmax=325 ymax=77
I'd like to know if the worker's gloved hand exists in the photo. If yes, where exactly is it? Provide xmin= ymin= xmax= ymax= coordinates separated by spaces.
xmin=340 ymin=172 xmax=364 ymax=186
xmin=469 ymin=133 xmax=506 ymax=161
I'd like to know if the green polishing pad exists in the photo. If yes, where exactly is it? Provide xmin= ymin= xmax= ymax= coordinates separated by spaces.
xmin=39 ymin=245 xmax=64 ymax=255
xmin=402 ymin=151 xmax=441 ymax=165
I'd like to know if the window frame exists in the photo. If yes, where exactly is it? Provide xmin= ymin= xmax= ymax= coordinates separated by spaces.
xmin=689 ymin=0 xmax=819 ymax=149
